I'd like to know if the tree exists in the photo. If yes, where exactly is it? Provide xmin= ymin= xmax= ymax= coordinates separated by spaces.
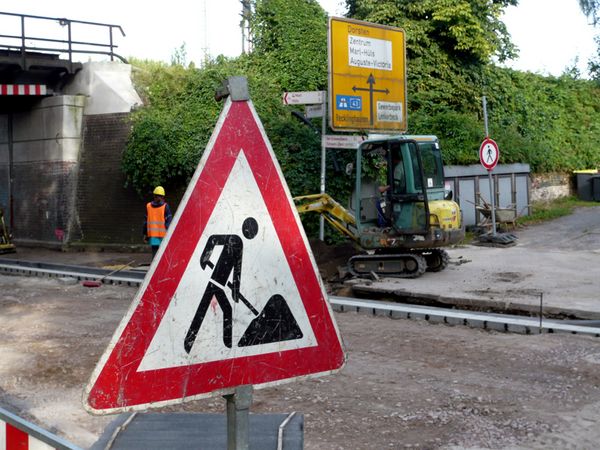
xmin=579 ymin=0 xmax=600 ymax=79
xmin=170 ymin=43 xmax=188 ymax=67
xmin=123 ymin=57 xmax=250 ymax=194
xmin=345 ymin=0 xmax=518 ymax=64
xmin=122 ymin=0 xmax=600 ymax=216
xmin=341 ymin=0 xmax=520 ymax=128
xmin=122 ymin=0 xmax=342 ymax=202
xmin=589 ymin=35 xmax=600 ymax=79
xmin=579 ymin=0 xmax=600 ymax=25
xmin=250 ymin=0 xmax=329 ymax=90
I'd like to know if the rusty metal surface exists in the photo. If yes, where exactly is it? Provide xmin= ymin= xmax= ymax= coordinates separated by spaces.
xmin=90 ymin=413 xmax=303 ymax=450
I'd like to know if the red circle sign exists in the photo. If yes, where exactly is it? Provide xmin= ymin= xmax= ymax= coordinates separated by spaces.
xmin=479 ymin=137 xmax=499 ymax=171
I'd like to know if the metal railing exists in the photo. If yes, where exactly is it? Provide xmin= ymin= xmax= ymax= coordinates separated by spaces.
xmin=0 ymin=406 xmax=83 ymax=450
xmin=0 ymin=11 xmax=127 ymax=71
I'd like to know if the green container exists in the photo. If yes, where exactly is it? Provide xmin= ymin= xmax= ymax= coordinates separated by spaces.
xmin=592 ymin=176 xmax=600 ymax=202
xmin=573 ymin=170 xmax=599 ymax=201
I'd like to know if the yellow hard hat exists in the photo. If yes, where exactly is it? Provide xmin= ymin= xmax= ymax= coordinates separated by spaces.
xmin=153 ymin=186 xmax=166 ymax=196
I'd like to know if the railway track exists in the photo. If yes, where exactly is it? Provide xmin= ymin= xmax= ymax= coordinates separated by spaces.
xmin=0 ymin=258 xmax=145 ymax=286
xmin=1 ymin=258 xmax=599 ymax=337
xmin=329 ymin=296 xmax=600 ymax=337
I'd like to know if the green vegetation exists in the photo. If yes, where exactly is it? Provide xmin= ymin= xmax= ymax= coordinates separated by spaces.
xmin=517 ymin=197 xmax=599 ymax=225
xmin=347 ymin=0 xmax=600 ymax=173
xmin=125 ymin=56 xmax=250 ymax=193
xmin=121 ymin=0 xmax=600 ymax=237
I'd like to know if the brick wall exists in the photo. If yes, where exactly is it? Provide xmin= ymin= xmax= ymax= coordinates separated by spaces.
xmin=12 ymin=161 xmax=77 ymax=242
xmin=76 ymin=113 xmax=145 ymax=245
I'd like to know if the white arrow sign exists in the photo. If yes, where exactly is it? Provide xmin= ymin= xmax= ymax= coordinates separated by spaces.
xmin=282 ymin=91 xmax=325 ymax=105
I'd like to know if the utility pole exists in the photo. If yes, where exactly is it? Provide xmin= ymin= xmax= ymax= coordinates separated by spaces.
xmin=240 ymin=0 xmax=252 ymax=54
xmin=201 ymin=0 xmax=209 ymax=66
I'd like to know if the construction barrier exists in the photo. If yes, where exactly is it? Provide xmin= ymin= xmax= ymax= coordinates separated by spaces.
xmin=0 ymin=407 xmax=81 ymax=450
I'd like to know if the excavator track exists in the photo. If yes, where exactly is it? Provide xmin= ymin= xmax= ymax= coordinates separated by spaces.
xmin=348 ymin=249 xmax=450 ymax=279
xmin=348 ymin=253 xmax=427 ymax=279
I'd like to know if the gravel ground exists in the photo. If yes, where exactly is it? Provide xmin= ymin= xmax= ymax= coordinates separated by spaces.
xmin=2 ymin=274 xmax=600 ymax=449
xmin=1 ymin=207 xmax=600 ymax=449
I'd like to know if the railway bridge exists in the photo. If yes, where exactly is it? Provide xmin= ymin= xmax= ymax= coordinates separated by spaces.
xmin=0 ymin=11 xmax=142 ymax=249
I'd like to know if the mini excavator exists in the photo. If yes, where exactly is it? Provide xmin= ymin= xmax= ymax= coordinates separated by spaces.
xmin=294 ymin=135 xmax=464 ymax=278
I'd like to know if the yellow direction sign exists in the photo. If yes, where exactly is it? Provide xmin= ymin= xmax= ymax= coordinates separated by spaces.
xmin=328 ymin=17 xmax=406 ymax=132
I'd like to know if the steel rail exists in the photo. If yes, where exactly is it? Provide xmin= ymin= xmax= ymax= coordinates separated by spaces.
xmin=1 ymin=259 xmax=599 ymax=337
xmin=0 ymin=258 xmax=144 ymax=285
xmin=0 ymin=11 xmax=127 ymax=65
xmin=330 ymin=296 xmax=600 ymax=337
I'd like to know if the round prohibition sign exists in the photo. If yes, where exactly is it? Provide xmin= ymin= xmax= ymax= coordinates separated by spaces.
xmin=479 ymin=137 xmax=499 ymax=171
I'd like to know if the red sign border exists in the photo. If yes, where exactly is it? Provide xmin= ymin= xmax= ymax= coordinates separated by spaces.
xmin=85 ymin=99 xmax=345 ymax=414
xmin=479 ymin=137 xmax=499 ymax=171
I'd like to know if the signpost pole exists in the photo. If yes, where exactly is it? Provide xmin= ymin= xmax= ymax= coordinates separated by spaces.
xmin=482 ymin=96 xmax=497 ymax=236
xmin=319 ymin=94 xmax=327 ymax=241
xmin=281 ymin=90 xmax=327 ymax=241
xmin=224 ymin=385 xmax=253 ymax=450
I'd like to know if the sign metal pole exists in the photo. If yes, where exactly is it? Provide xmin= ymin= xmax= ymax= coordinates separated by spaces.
xmin=482 ymin=96 xmax=497 ymax=235
xmin=281 ymin=90 xmax=327 ymax=241
xmin=224 ymin=384 xmax=253 ymax=450
xmin=319 ymin=94 xmax=327 ymax=241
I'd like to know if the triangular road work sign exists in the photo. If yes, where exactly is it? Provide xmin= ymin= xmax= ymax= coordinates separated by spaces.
xmin=85 ymin=97 xmax=346 ymax=414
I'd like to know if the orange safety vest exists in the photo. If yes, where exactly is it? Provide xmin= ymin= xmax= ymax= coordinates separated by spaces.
xmin=147 ymin=203 xmax=167 ymax=238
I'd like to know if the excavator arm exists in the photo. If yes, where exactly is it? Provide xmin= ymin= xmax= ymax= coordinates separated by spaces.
xmin=293 ymin=193 xmax=358 ymax=242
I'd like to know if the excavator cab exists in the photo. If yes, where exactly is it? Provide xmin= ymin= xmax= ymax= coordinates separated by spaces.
xmin=355 ymin=137 xmax=432 ymax=234
xmin=386 ymin=138 xmax=435 ymax=233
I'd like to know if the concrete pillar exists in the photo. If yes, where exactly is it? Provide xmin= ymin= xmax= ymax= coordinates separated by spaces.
xmin=10 ymin=95 xmax=85 ymax=246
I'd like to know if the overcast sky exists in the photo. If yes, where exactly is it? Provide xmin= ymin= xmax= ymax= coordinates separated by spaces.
xmin=502 ymin=0 xmax=596 ymax=76
xmin=0 ymin=0 xmax=596 ymax=77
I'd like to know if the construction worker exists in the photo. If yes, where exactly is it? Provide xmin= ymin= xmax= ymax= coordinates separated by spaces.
xmin=143 ymin=186 xmax=173 ymax=258
xmin=376 ymin=151 xmax=404 ymax=227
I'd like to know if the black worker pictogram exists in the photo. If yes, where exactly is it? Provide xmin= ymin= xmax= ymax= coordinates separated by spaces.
xmin=184 ymin=217 xmax=303 ymax=353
